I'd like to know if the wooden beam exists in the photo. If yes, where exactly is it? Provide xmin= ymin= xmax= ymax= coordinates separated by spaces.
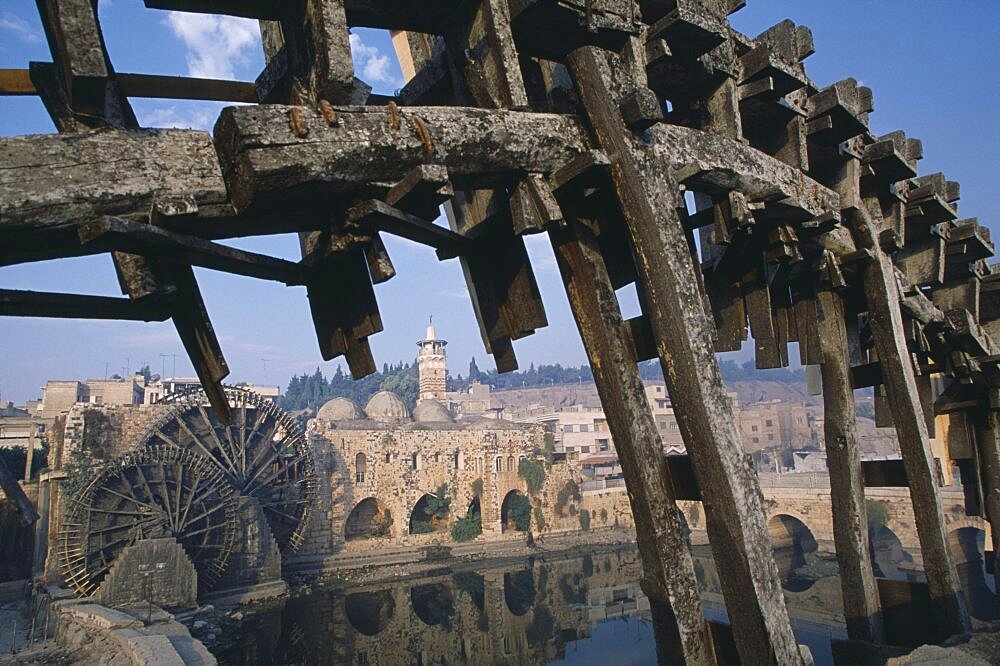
xmin=344 ymin=199 xmax=467 ymax=254
xmin=0 ymin=457 xmax=39 ymax=527
xmin=1 ymin=69 xmax=259 ymax=102
xmin=0 ymin=128 xmax=229 ymax=235
xmin=815 ymin=278 xmax=884 ymax=643
xmin=0 ymin=288 xmax=172 ymax=321
xmin=550 ymin=217 xmax=715 ymax=665
xmin=214 ymin=104 xmax=594 ymax=212
xmin=565 ymin=44 xmax=802 ymax=664
xmin=0 ymin=69 xmax=35 ymax=95
xmin=78 ymin=216 xmax=307 ymax=285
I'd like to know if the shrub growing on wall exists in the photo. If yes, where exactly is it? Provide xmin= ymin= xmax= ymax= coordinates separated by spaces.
xmin=369 ymin=509 xmax=393 ymax=538
xmin=471 ymin=478 xmax=483 ymax=497
xmin=451 ymin=511 xmax=482 ymax=542
xmin=533 ymin=506 xmax=546 ymax=531
xmin=555 ymin=480 xmax=581 ymax=516
xmin=599 ymin=508 xmax=608 ymax=523
xmin=579 ymin=509 xmax=591 ymax=531
xmin=518 ymin=458 xmax=546 ymax=495
xmin=508 ymin=493 xmax=532 ymax=531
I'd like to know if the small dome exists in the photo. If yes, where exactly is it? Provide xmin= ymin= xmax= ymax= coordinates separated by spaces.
xmin=413 ymin=399 xmax=452 ymax=423
xmin=317 ymin=397 xmax=362 ymax=422
xmin=365 ymin=391 xmax=410 ymax=423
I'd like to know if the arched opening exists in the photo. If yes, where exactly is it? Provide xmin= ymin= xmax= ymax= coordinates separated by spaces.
xmin=504 ymin=569 xmax=536 ymax=616
xmin=345 ymin=590 xmax=395 ymax=636
xmin=495 ymin=457 xmax=502 ymax=472
xmin=468 ymin=496 xmax=481 ymax=517
xmin=767 ymin=514 xmax=819 ymax=591
xmin=345 ymin=498 xmax=392 ymax=541
xmin=411 ymin=583 xmax=455 ymax=627
xmin=948 ymin=527 xmax=998 ymax=621
xmin=500 ymin=490 xmax=531 ymax=532
xmin=355 ymin=452 xmax=367 ymax=484
xmin=409 ymin=492 xmax=449 ymax=535
xmin=869 ymin=524 xmax=911 ymax=581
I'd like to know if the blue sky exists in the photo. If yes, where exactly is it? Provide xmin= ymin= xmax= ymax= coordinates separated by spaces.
xmin=1 ymin=1 xmax=997 ymax=404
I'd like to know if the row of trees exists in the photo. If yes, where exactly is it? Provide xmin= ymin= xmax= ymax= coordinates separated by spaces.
xmin=281 ymin=357 xmax=807 ymax=416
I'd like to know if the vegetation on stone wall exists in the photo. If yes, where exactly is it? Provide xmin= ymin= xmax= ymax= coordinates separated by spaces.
xmin=525 ymin=606 xmax=555 ymax=647
xmin=518 ymin=458 xmax=546 ymax=494
xmin=533 ymin=506 xmax=546 ymax=531
xmin=426 ymin=484 xmax=451 ymax=522
xmin=579 ymin=508 xmax=591 ymax=531
xmin=81 ymin=409 xmax=113 ymax=460
xmin=555 ymin=480 xmax=581 ymax=516
xmin=0 ymin=441 xmax=48 ymax=481
xmin=470 ymin=478 xmax=483 ymax=498
xmin=61 ymin=446 xmax=95 ymax=497
xmin=599 ymin=508 xmax=608 ymax=523
xmin=535 ymin=433 xmax=556 ymax=467
xmin=450 ymin=511 xmax=482 ymax=542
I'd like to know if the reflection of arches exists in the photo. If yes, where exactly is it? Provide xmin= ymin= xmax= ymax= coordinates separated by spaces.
xmin=345 ymin=590 xmax=395 ymax=636
xmin=411 ymin=583 xmax=455 ymax=627
xmin=500 ymin=490 xmax=529 ymax=532
xmin=767 ymin=514 xmax=818 ymax=592
xmin=409 ymin=493 xmax=448 ymax=534
xmin=355 ymin=452 xmax=367 ymax=484
xmin=948 ymin=527 xmax=998 ymax=621
xmin=869 ymin=524 xmax=911 ymax=581
xmin=504 ymin=569 xmax=536 ymax=616
xmin=345 ymin=498 xmax=384 ymax=541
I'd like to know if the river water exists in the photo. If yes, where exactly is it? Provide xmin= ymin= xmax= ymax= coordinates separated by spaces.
xmin=207 ymin=540 xmax=996 ymax=665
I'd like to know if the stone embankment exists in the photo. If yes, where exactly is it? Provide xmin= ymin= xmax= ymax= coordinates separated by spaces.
xmin=2 ymin=587 xmax=215 ymax=666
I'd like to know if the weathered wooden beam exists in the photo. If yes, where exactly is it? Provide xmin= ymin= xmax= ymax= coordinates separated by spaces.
xmin=77 ymin=216 xmax=307 ymax=285
xmin=2 ymin=69 xmax=259 ymax=102
xmin=0 ymin=128 xmax=229 ymax=236
xmin=973 ymin=408 xmax=1000 ymax=581
xmin=549 ymin=217 xmax=715 ymax=665
xmin=383 ymin=164 xmax=454 ymax=220
xmin=214 ymin=105 xmax=594 ymax=212
xmin=861 ymin=220 xmax=970 ymax=637
xmin=815 ymin=275 xmax=883 ymax=643
xmin=448 ymin=0 xmax=529 ymax=110
xmin=565 ymin=44 xmax=802 ymax=664
xmin=344 ymin=199 xmax=467 ymax=254
xmin=0 ymin=457 xmax=39 ymax=527
xmin=0 ymin=288 xmax=172 ymax=322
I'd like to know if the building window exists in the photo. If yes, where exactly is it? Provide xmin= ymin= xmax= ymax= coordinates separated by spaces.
xmin=385 ymin=452 xmax=391 ymax=464
xmin=768 ymin=434 xmax=774 ymax=441
xmin=507 ymin=456 xmax=514 ymax=471
xmin=752 ymin=437 xmax=759 ymax=444
xmin=598 ymin=439 xmax=610 ymax=452
xmin=751 ymin=425 xmax=758 ymax=432
xmin=355 ymin=453 xmax=367 ymax=484
xmin=765 ymin=420 xmax=773 ymax=427
xmin=580 ymin=424 xmax=589 ymax=432
xmin=581 ymin=445 xmax=590 ymax=454
xmin=496 ymin=457 xmax=502 ymax=472
xmin=412 ymin=453 xmax=420 ymax=470
xmin=563 ymin=424 xmax=574 ymax=432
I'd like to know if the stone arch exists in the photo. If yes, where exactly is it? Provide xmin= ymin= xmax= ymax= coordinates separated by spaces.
xmin=409 ymin=493 xmax=449 ymax=535
xmin=345 ymin=590 xmax=395 ymax=636
xmin=948 ymin=526 xmax=998 ymax=621
xmin=503 ymin=569 xmax=535 ymax=616
xmin=355 ymin=452 xmax=367 ymax=484
xmin=410 ymin=583 xmax=455 ymax=626
xmin=345 ymin=497 xmax=388 ymax=541
xmin=500 ymin=490 xmax=529 ymax=533
xmin=767 ymin=514 xmax=818 ymax=591
xmin=868 ymin=523 xmax=910 ymax=581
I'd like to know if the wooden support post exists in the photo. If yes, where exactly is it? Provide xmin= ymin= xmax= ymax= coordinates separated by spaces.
xmin=862 ymin=236 xmax=970 ymax=637
xmin=815 ymin=268 xmax=883 ymax=643
xmin=564 ymin=45 xmax=802 ymax=664
xmin=0 ymin=457 xmax=39 ymax=527
xmin=973 ymin=407 xmax=1000 ymax=581
xmin=549 ymin=217 xmax=714 ymax=665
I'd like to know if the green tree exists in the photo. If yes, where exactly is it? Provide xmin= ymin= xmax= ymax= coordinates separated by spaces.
xmin=507 ymin=494 xmax=532 ymax=531
xmin=425 ymin=484 xmax=451 ymax=521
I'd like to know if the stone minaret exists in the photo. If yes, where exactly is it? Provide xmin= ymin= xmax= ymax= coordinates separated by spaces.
xmin=417 ymin=319 xmax=447 ymax=401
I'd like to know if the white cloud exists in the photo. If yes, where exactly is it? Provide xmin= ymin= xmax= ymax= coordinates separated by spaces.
xmin=139 ymin=102 xmax=222 ymax=131
xmin=0 ymin=14 xmax=42 ymax=44
xmin=349 ymin=32 xmax=400 ymax=88
xmin=164 ymin=12 xmax=260 ymax=80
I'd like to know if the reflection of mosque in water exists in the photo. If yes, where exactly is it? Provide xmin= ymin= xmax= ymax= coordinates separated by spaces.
xmin=211 ymin=535 xmax=996 ymax=665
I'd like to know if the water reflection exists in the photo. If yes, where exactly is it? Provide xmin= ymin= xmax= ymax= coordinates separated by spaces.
xmin=211 ymin=542 xmax=996 ymax=666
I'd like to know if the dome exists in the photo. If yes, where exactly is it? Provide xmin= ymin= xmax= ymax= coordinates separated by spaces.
xmin=364 ymin=391 xmax=410 ymax=423
xmin=316 ymin=397 xmax=362 ymax=422
xmin=413 ymin=399 xmax=452 ymax=423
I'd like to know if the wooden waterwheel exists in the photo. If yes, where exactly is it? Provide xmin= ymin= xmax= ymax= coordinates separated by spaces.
xmin=60 ymin=445 xmax=239 ymax=596
xmin=142 ymin=386 xmax=317 ymax=552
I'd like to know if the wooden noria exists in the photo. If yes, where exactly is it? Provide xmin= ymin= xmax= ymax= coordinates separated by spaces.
xmin=1 ymin=0 xmax=996 ymax=662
